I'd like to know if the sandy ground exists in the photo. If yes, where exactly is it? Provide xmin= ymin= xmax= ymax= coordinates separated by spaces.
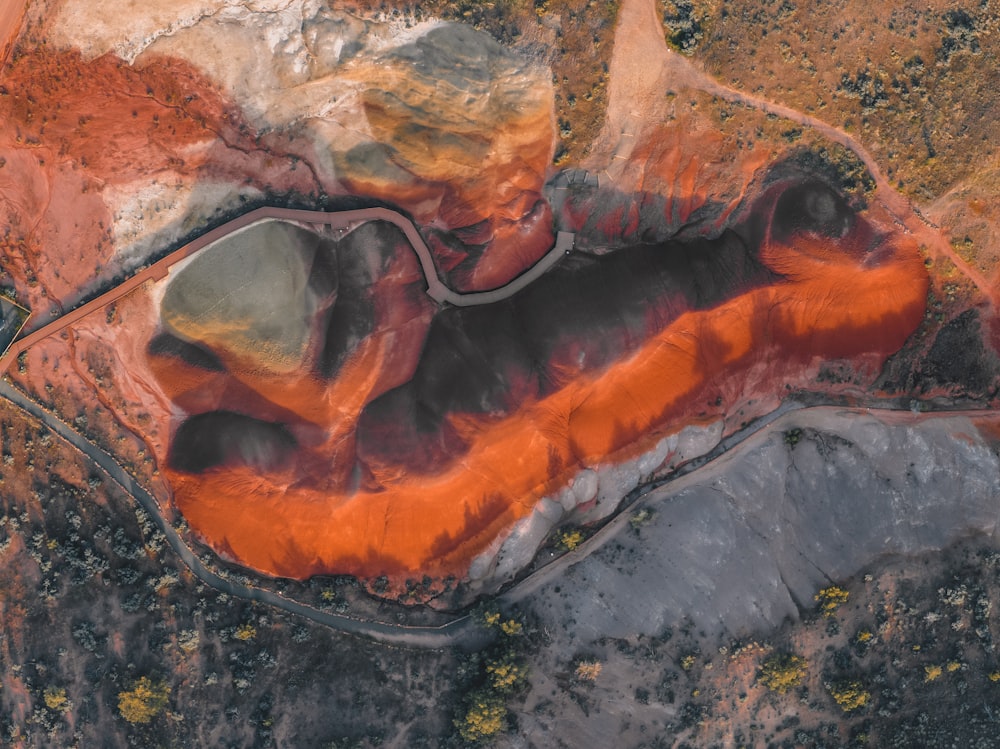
xmin=0 ymin=0 xmax=25 ymax=65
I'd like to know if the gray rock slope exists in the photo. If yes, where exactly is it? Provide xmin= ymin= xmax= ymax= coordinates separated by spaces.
xmin=513 ymin=407 xmax=1000 ymax=641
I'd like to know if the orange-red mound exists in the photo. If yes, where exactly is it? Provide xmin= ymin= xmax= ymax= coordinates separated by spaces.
xmin=161 ymin=209 xmax=928 ymax=581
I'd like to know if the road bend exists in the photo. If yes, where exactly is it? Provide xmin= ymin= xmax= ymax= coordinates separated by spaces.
xmin=0 ymin=205 xmax=576 ymax=645
xmin=0 ymin=378 xmax=482 ymax=649
xmin=0 ymin=206 xmax=575 ymax=375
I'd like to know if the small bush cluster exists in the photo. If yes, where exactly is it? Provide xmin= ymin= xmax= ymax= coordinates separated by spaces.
xmin=117 ymin=677 xmax=170 ymax=724
xmin=827 ymin=680 xmax=870 ymax=712
xmin=815 ymin=585 xmax=850 ymax=617
xmin=455 ymin=606 xmax=530 ymax=743
xmin=556 ymin=528 xmax=585 ymax=552
xmin=574 ymin=659 xmax=602 ymax=682
xmin=758 ymin=653 xmax=808 ymax=694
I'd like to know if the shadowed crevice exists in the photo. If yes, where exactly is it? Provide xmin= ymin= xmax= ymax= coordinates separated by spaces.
xmin=148 ymin=332 xmax=226 ymax=372
xmin=169 ymin=411 xmax=297 ymax=474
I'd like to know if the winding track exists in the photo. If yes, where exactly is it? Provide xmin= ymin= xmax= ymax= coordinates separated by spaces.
xmin=0 ymin=206 xmax=990 ymax=647
xmin=678 ymin=66 xmax=997 ymax=307
xmin=4 ymin=367 xmax=993 ymax=646
xmin=0 ymin=206 xmax=574 ymax=375
xmin=0 ymin=0 xmax=992 ymax=642
xmin=0 ymin=205 xmax=574 ymax=645
xmin=0 ymin=377 xmax=483 ymax=648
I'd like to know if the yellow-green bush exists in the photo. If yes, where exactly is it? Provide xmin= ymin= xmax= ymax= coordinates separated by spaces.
xmin=828 ymin=680 xmax=870 ymax=712
xmin=486 ymin=656 xmax=527 ymax=692
xmin=43 ymin=687 xmax=70 ymax=712
xmin=117 ymin=677 xmax=170 ymax=724
xmin=758 ymin=653 xmax=808 ymax=694
xmin=456 ymin=693 xmax=507 ymax=743
xmin=815 ymin=585 xmax=849 ymax=616
xmin=556 ymin=529 xmax=585 ymax=551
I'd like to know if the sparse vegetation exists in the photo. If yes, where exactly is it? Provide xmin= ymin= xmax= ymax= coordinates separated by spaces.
xmin=455 ymin=693 xmax=507 ymax=743
xmin=454 ymin=605 xmax=531 ymax=744
xmin=43 ymin=687 xmax=70 ymax=712
xmin=487 ymin=655 xmax=528 ymax=690
xmin=0 ymin=395 xmax=465 ymax=745
xmin=574 ymin=659 xmax=603 ymax=682
xmin=827 ymin=680 xmax=870 ymax=712
xmin=233 ymin=623 xmax=257 ymax=641
xmin=630 ymin=507 xmax=655 ymax=529
xmin=661 ymin=0 xmax=713 ymax=54
xmin=556 ymin=527 xmax=585 ymax=551
xmin=694 ymin=0 xmax=1000 ymax=209
xmin=790 ymin=145 xmax=876 ymax=200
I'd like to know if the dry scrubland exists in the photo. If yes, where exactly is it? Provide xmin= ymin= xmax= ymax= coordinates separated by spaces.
xmin=342 ymin=0 xmax=619 ymax=164
xmin=489 ymin=541 xmax=1000 ymax=749
xmin=0 ymin=399 xmax=468 ymax=748
xmin=665 ymin=0 xmax=1000 ymax=276
xmin=666 ymin=0 xmax=999 ymax=198
xmin=1 ymin=0 xmax=1000 ymax=746
xmin=5 ymin=384 xmax=1000 ymax=746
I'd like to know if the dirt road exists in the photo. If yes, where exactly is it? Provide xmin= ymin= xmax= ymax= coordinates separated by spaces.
xmin=0 ymin=377 xmax=483 ymax=648
xmin=596 ymin=0 xmax=993 ymax=305
xmin=0 ymin=206 xmax=574 ymax=375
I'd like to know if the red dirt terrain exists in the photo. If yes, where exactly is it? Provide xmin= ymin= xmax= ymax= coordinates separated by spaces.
xmin=9 ymin=176 xmax=929 ymax=582
xmin=5 ymin=0 xmax=988 ymax=589
xmin=0 ymin=43 xmax=322 ymax=319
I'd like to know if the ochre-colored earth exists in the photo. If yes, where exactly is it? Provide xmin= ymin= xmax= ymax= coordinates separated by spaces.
xmin=8 ymin=0 xmax=994 ymax=588
xmin=145 ymin=181 xmax=926 ymax=580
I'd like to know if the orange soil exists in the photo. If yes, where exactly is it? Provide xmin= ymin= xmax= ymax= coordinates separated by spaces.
xmin=0 ymin=44 xmax=323 ymax=318
xmin=0 ymin=40 xmax=556 ymax=325
xmin=1 ymin=24 xmax=932 ymax=583
xmin=0 ymin=0 xmax=25 ymax=67
xmin=162 ymin=221 xmax=928 ymax=580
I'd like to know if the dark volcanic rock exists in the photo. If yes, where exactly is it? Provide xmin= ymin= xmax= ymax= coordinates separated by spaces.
xmin=356 ymin=224 xmax=774 ymax=475
xmin=170 ymin=411 xmax=297 ymax=474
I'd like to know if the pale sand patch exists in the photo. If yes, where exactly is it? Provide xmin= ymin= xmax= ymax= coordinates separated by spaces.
xmin=586 ymin=0 xmax=679 ymax=175
xmin=104 ymin=177 xmax=264 ymax=270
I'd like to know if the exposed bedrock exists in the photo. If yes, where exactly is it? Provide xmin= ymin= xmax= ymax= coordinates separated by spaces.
xmin=355 ymin=226 xmax=774 ymax=476
xmin=513 ymin=409 xmax=1000 ymax=642
xmin=340 ymin=22 xmax=556 ymax=291
xmin=153 ymin=217 xmax=430 ymax=384
xmin=355 ymin=174 xmax=921 ymax=480
xmin=161 ymin=221 xmax=338 ymax=374
xmin=49 ymin=2 xmax=556 ymax=293
xmin=169 ymin=411 xmax=297 ymax=474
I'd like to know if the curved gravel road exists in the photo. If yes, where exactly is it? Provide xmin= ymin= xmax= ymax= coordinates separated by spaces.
xmin=0 ymin=206 xmax=574 ymax=375
xmin=0 ymin=378 xmax=481 ymax=648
